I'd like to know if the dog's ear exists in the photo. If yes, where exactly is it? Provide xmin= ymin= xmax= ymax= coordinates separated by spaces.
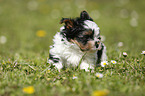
xmin=80 ymin=11 xmax=93 ymax=21
xmin=60 ymin=18 xmax=73 ymax=29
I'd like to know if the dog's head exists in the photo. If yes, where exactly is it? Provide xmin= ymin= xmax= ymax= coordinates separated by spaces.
xmin=60 ymin=11 xmax=101 ymax=52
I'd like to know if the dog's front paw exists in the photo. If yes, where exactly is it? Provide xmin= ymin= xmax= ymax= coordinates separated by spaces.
xmin=48 ymin=53 xmax=63 ymax=72
xmin=47 ymin=58 xmax=63 ymax=72
xmin=80 ymin=62 xmax=94 ymax=72
xmin=51 ymin=63 xmax=63 ymax=72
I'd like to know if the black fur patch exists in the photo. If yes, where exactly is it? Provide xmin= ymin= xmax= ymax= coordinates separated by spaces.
xmin=49 ymin=53 xmax=60 ymax=63
xmin=60 ymin=11 xmax=93 ymax=41
xmin=96 ymin=43 xmax=104 ymax=64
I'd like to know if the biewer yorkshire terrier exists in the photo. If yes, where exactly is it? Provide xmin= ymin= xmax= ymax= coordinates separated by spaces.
xmin=48 ymin=11 xmax=107 ymax=71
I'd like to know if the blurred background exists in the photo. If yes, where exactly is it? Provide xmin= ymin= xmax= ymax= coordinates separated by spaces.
xmin=0 ymin=0 xmax=145 ymax=56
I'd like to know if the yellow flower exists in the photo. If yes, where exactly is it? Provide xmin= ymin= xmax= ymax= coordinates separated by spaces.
xmin=111 ymin=60 xmax=117 ymax=64
xmin=92 ymin=89 xmax=109 ymax=96
xmin=95 ymin=73 xmax=103 ymax=78
xmin=72 ymin=75 xmax=78 ymax=79
xmin=36 ymin=30 xmax=46 ymax=37
xmin=141 ymin=51 xmax=145 ymax=55
xmin=46 ymin=78 xmax=51 ymax=81
xmin=22 ymin=86 xmax=35 ymax=94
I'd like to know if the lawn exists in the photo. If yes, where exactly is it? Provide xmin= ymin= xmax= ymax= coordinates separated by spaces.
xmin=0 ymin=0 xmax=145 ymax=96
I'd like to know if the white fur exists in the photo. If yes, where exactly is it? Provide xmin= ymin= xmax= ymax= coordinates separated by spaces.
xmin=84 ymin=20 xmax=100 ymax=37
xmin=49 ymin=32 xmax=107 ymax=71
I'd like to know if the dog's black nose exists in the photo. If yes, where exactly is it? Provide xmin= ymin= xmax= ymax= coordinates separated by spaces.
xmin=95 ymin=41 xmax=100 ymax=48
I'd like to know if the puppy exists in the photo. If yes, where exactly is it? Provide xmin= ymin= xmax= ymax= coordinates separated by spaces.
xmin=48 ymin=11 xmax=107 ymax=71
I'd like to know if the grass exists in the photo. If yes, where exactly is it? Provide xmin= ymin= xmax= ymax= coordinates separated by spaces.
xmin=0 ymin=0 xmax=145 ymax=96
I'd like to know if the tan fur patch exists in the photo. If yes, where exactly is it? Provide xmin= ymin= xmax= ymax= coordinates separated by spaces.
xmin=83 ymin=30 xmax=93 ymax=36
xmin=60 ymin=19 xmax=73 ymax=28
xmin=70 ymin=39 xmax=95 ymax=51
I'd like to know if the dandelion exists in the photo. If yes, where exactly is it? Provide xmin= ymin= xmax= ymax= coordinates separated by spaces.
xmin=115 ymin=0 xmax=130 ymax=7
xmin=111 ymin=60 xmax=117 ymax=64
xmin=0 ymin=36 xmax=7 ymax=44
xmin=92 ymin=89 xmax=109 ymax=96
xmin=36 ymin=30 xmax=46 ymax=37
xmin=123 ymin=52 xmax=127 ymax=57
xmin=95 ymin=73 xmax=103 ymax=78
xmin=141 ymin=51 xmax=145 ymax=55
xmin=120 ymin=9 xmax=129 ymax=18
xmin=131 ymin=10 xmax=139 ymax=19
xmin=130 ymin=18 xmax=138 ymax=27
xmin=22 ymin=86 xmax=35 ymax=94
xmin=118 ymin=42 xmax=123 ymax=47
xmin=27 ymin=0 xmax=38 ymax=11
xmin=72 ymin=75 xmax=78 ymax=79
xmin=101 ymin=61 xmax=108 ymax=67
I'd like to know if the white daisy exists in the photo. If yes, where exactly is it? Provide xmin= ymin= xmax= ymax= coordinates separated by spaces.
xmin=0 ymin=36 xmax=7 ymax=44
xmin=141 ymin=51 xmax=145 ymax=55
xmin=72 ymin=75 xmax=78 ymax=79
xmin=101 ymin=61 xmax=108 ymax=67
xmin=123 ymin=52 xmax=127 ymax=57
xmin=95 ymin=73 xmax=103 ymax=78
xmin=111 ymin=60 xmax=117 ymax=64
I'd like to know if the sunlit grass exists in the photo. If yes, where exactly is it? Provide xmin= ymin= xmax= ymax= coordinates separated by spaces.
xmin=0 ymin=48 xmax=144 ymax=96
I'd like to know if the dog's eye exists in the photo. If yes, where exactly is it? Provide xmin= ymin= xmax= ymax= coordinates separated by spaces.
xmin=77 ymin=35 xmax=88 ymax=41
xmin=78 ymin=35 xmax=84 ymax=38
xmin=83 ymin=35 xmax=92 ymax=41
xmin=84 ymin=35 xmax=89 ymax=39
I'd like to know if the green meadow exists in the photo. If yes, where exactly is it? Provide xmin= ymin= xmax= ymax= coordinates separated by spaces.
xmin=0 ymin=0 xmax=145 ymax=96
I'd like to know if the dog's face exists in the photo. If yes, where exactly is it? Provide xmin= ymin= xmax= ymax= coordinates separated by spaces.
xmin=60 ymin=11 xmax=101 ymax=52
